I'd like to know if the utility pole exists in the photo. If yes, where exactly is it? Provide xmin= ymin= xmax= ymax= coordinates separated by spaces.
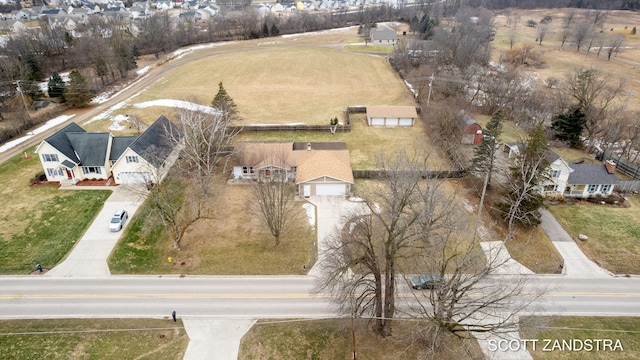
xmin=15 ymin=80 xmax=32 ymax=123
xmin=426 ymin=72 xmax=434 ymax=108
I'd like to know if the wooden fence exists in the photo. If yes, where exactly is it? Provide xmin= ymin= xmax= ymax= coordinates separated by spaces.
xmin=352 ymin=169 xmax=466 ymax=179
xmin=231 ymin=124 xmax=351 ymax=133
xmin=616 ymin=180 xmax=640 ymax=192
xmin=601 ymin=150 xmax=640 ymax=179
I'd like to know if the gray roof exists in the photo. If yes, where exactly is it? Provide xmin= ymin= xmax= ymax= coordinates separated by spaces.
xmin=568 ymin=164 xmax=619 ymax=185
xmin=110 ymin=136 xmax=137 ymax=161
xmin=61 ymin=159 xmax=76 ymax=168
xmin=44 ymin=122 xmax=86 ymax=163
xmin=456 ymin=110 xmax=479 ymax=132
xmin=66 ymin=132 xmax=110 ymax=166
xmin=130 ymin=115 xmax=180 ymax=166
xmin=370 ymin=26 xmax=397 ymax=41
xmin=547 ymin=150 xmax=560 ymax=164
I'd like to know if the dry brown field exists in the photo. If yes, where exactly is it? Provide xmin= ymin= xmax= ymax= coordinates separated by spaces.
xmin=493 ymin=8 xmax=640 ymax=112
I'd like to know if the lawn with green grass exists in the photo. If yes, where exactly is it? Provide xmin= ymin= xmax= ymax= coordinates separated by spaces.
xmin=0 ymin=151 xmax=111 ymax=274
xmin=0 ymin=318 xmax=188 ymax=359
xmin=344 ymin=44 xmax=394 ymax=54
xmin=521 ymin=316 xmax=640 ymax=359
xmin=548 ymin=195 xmax=640 ymax=274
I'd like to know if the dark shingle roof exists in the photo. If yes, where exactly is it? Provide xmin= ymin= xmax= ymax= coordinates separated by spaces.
xmin=130 ymin=115 xmax=180 ymax=166
xmin=110 ymin=136 xmax=137 ymax=161
xmin=547 ymin=150 xmax=560 ymax=164
xmin=456 ymin=110 xmax=479 ymax=132
xmin=568 ymin=164 xmax=619 ymax=185
xmin=44 ymin=122 xmax=86 ymax=163
xmin=66 ymin=132 xmax=110 ymax=166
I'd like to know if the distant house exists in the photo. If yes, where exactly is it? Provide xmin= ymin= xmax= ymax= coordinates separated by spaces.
xmin=456 ymin=110 xmax=483 ymax=145
xmin=366 ymin=106 xmax=418 ymax=127
xmin=564 ymin=160 xmax=619 ymax=198
xmin=370 ymin=26 xmax=397 ymax=45
xmin=232 ymin=141 xmax=354 ymax=197
xmin=35 ymin=116 xmax=180 ymax=185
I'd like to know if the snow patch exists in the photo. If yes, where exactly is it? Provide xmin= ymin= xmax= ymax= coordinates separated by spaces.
xmin=108 ymin=114 xmax=129 ymax=131
xmin=136 ymin=66 xmax=150 ymax=76
xmin=302 ymin=203 xmax=316 ymax=229
xmin=172 ymin=42 xmax=234 ymax=60
xmin=0 ymin=114 xmax=75 ymax=154
xmin=133 ymin=99 xmax=221 ymax=115
xmin=461 ymin=198 xmax=477 ymax=213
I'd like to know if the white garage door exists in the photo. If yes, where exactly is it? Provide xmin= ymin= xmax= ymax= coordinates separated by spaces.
xmin=399 ymin=118 xmax=413 ymax=126
xmin=385 ymin=118 xmax=399 ymax=126
xmin=120 ymin=172 xmax=151 ymax=184
xmin=370 ymin=118 xmax=385 ymax=126
xmin=315 ymin=184 xmax=346 ymax=196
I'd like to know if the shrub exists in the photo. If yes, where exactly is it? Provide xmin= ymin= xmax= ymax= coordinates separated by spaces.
xmin=526 ymin=20 xmax=537 ymax=27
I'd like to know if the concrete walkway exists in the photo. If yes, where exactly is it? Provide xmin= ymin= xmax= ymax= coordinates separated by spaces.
xmin=539 ymin=209 xmax=611 ymax=278
xmin=480 ymin=241 xmax=534 ymax=275
xmin=473 ymin=316 xmax=533 ymax=360
xmin=46 ymin=185 xmax=146 ymax=277
xmin=183 ymin=318 xmax=256 ymax=360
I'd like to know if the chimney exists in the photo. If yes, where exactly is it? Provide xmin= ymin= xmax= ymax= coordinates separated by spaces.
xmin=307 ymin=142 xmax=311 ymax=151
xmin=604 ymin=160 xmax=616 ymax=174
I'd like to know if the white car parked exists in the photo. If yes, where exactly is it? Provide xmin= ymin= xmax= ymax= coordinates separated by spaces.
xmin=109 ymin=210 xmax=128 ymax=232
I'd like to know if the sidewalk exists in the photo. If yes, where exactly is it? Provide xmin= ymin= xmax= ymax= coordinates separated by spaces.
xmin=183 ymin=318 xmax=256 ymax=360
xmin=45 ymin=185 xmax=146 ymax=277
xmin=539 ymin=209 xmax=611 ymax=278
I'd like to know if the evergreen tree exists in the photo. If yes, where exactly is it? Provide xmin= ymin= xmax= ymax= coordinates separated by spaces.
xmin=632 ymin=26 xmax=637 ymax=35
xmin=270 ymin=23 xmax=279 ymax=36
xmin=211 ymin=82 xmax=238 ymax=122
xmin=552 ymin=107 xmax=586 ymax=148
xmin=64 ymin=70 xmax=92 ymax=108
xmin=499 ymin=121 xmax=549 ymax=232
xmin=47 ymin=72 xmax=65 ymax=99
xmin=262 ymin=22 xmax=269 ymax=37
xmin=470 ymin=109 xmax=504 ymax=188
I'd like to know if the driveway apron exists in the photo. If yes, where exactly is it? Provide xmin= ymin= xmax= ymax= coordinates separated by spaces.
xmin=539 ymin=209 xmax=610 ymax=278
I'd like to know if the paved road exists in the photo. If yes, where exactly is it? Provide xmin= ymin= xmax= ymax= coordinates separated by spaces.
xmin=1 ymin=276 xmax=639 ymax=318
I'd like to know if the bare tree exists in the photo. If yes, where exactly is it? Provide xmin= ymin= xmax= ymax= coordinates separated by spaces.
xmin=508 ymin=30 xmax=517 ymax=49
xmin=586 ymin=9 xmax=609 ymax=30
xmin=561 ymin=67 xmax=626 ymax=145
xmin=536 ymin=24 xmax=549 ymax=45
xmin=318 ymin=150 xmax=447 ymax=338
xmin=605 ymin=34 xmax=625 ymax=60
xmin=563 ymin=8 xmax=577 ymax=28
xmin=137 ymin=13 xmax=175 ymax=58
xmin=167 ymin=105 xmax=240 ymax=197
xmin=251 ymin=176 xmax=297 ymax=246
xmin=560 ymin=26 xmax=571 ymax=47
xmin=572 ymin=22 xmax=593 ymax=52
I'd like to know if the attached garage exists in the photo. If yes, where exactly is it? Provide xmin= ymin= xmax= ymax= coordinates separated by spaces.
xmin=119 ymin=172 xmax=151 ymax=184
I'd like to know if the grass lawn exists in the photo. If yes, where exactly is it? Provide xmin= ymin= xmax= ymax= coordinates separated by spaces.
xmin=239 ymin=318 xmax=484 ymax=360
xmin=505 ymin=224 xmax=564 ymax=274
xmin=344 ymin=44 xmax=394 ymax=53
xmin=0 ymin=150 xmax=111 ymax=274
xmin=520 ymin=316 xmax=640 ymax=359
xmin=109 ymin=182 xmax=316 ymax=275
xmin=548 ymin=195 xmax=640 ymax=274
xmin=237 ymin=115 xmax=453 ymax=170
xmin=136 ymin=46 xmax=417 ymax=125
xmin=0 ymin=318 xmax=188 ymax=359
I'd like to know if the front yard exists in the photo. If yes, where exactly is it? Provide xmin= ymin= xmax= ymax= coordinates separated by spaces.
xmin=548 ymin=195 xmax=640 ymax=275
xmin=0 ymin=150 xmax=111 ymax=274
xmin=109 ymin=181 xmax=316 ymax=275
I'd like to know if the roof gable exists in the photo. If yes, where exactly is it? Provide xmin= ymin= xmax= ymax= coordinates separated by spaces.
xmin=42 ymin=122 xmax=86 ymax=163
xmin=66 ymin=132 xmax=110 ymax=166
xmin=110 ymin=136 xmax=137 ymax=161
xmin=129 ymin=115 xmax=180 ymax=166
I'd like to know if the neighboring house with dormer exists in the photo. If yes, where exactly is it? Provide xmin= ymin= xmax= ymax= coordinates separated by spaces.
xmin=370 ymin=25 xmax=397 ymax=45
xmin=232 ymin=141 xmax=354 ymax=196
xmin=540 ymin=150 xmax=573 ymax=197
xmin=35 ymin=116 xmax=180 ymax=185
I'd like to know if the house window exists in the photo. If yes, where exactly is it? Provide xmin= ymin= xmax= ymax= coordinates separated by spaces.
xmin=42 ymin=153 xmax=59 ymax=162
xmin=242 ymin=166 xmax=254 ymax=175
xmin=264 ymin=169 xmax=271 ymax=177
xmin=550 ymin=169 xmax=561 ymax=178
xmin=601 ymin=184 xmax=612 ymax=193
xmin=82 ymin=166 xmax=102 ymax=175
xmin=46 ymin=168 xmax=64 ymax=177
xmin=291 ymin=166 xmax=297 ymax=174
xmin=126 ymin=156 xmax=139 ymax=163
xmin=544 ymin=184 xmax=558 ymax=192
xmin=587 ymin=184 xmax=598 ymax=193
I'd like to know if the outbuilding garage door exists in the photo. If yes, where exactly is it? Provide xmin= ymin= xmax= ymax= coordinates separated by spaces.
xmin=385 ymin=118 xmax=399 ymax=126
xmin=119 ymin=172 xmax=151 ymax=184
xmin=399 ymin=118 xmax=413 ymax=126
xmin=315 ymin=184 xmax=346 ymax=196
xmin=370 ymin=118 xmax=385 ymax=126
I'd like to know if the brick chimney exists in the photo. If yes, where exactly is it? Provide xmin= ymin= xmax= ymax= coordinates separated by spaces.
xmin=604 ymin=160 xmax=616 ymax=174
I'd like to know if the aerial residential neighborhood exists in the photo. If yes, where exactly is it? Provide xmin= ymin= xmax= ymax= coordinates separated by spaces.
xmin=1 ymin=0 xmax=640 ymax=359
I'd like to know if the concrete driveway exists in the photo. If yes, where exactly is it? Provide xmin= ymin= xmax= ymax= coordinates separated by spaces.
xmin=539 ymin=208 xmax=611 ymax=278
xmin=45 ymin=185 xmax=147 ymax=277
xmin=304 ymin=196 xmax=367 ymax=278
